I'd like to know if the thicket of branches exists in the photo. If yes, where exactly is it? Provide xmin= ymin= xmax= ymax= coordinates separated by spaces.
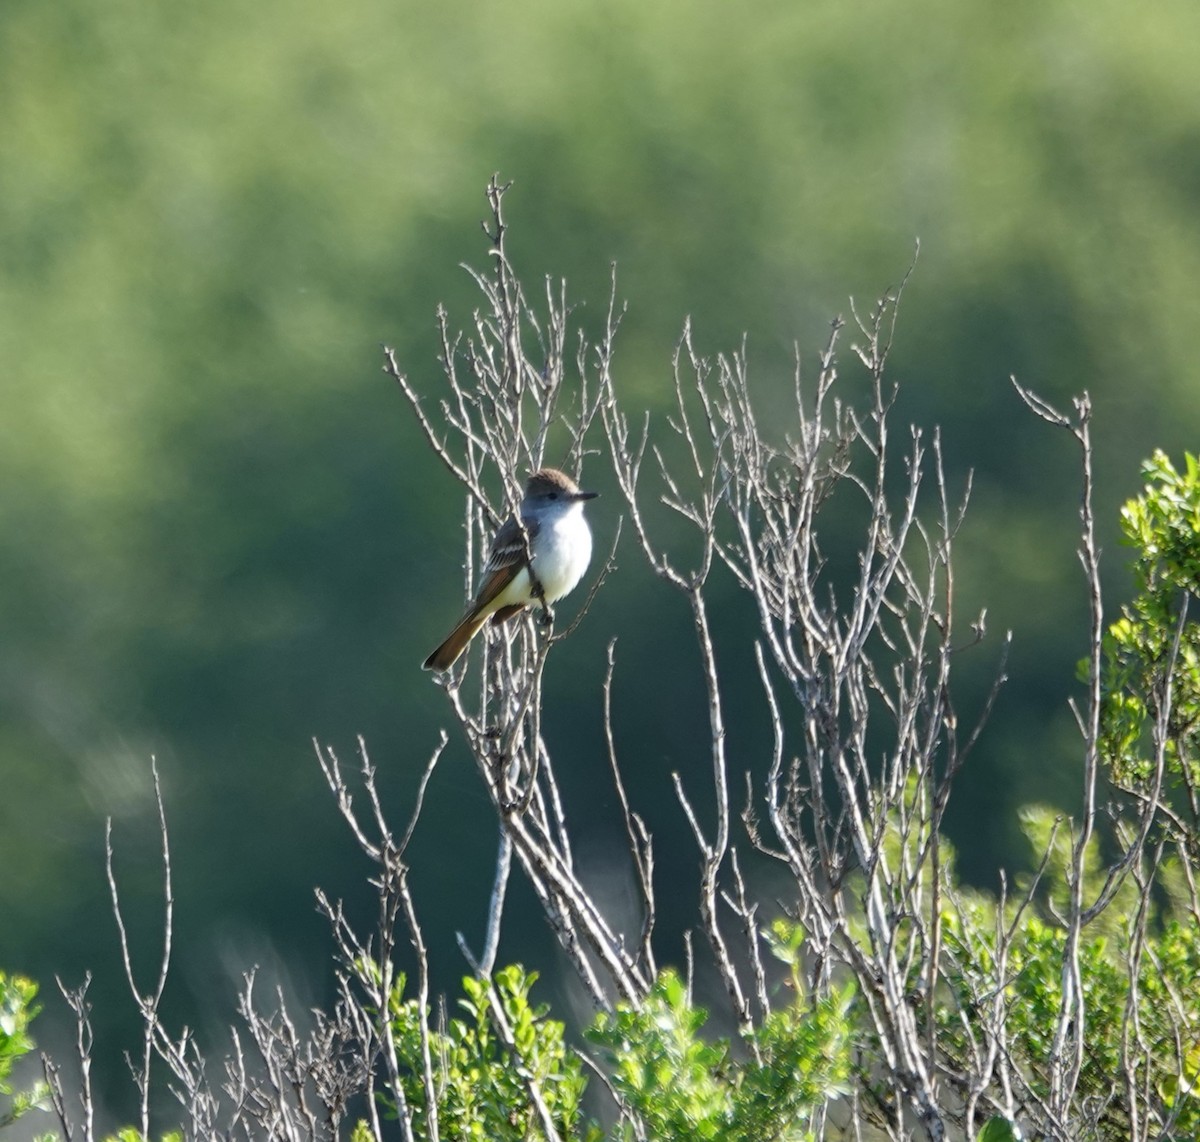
xmin=8 ymin=178 xmax=1200 ymax=1142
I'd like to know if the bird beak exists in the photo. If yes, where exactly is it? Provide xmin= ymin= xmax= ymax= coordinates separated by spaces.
xmin=576 ymin=490 xmax=599 ymax=501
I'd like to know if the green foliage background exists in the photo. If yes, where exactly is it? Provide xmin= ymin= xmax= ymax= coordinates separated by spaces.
xmin=3 ymin=0 xmax=1200 ymax=1115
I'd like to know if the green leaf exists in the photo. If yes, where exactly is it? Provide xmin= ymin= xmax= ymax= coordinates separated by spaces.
xmin=978 ymin=1116 xmax=1022 ymax=1142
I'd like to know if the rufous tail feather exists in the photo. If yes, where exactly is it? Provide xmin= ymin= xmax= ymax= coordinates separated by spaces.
xmin=422 ymin=610 xmax=491 ymax=671
xmin=423 ymin=601 xmax=530 ymax=671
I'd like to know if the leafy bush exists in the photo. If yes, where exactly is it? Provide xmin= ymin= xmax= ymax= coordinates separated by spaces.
xmin=387 ymin=965 xmax=589 ymax=1141
xmin=0 ymin=972 xmax=49 ymax=1133
xmin=590 ymin=946 xmax=852 ymax=1142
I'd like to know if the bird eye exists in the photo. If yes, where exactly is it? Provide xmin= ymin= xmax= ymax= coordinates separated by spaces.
xmin=547 ymin=491 xmax=559 ymax=500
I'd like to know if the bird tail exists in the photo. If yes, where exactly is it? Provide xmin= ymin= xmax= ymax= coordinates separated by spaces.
xmin=422 ymin=609 xmax=491 ymax=671
xmin=422 ymin=603 xmax=527 ymax=671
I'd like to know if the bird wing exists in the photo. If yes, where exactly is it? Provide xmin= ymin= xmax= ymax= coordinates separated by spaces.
xmin=473 ymin=513 xmax=538 ymax=609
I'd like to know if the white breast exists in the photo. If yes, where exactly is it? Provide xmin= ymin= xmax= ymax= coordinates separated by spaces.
xmin=529 ymin=504 xmax=593 ymax=603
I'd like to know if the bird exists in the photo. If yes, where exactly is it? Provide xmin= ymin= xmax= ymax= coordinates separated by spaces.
xmin=423 ymin=467 xmax=598 ymax=671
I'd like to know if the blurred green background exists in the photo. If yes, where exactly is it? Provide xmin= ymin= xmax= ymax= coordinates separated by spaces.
xmin=4 ymin=0 xmax=1200 ymax=1119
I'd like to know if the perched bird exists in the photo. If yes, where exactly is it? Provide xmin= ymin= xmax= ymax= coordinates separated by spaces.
xmin=423 ymin=467 xmax=598 ymax=671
